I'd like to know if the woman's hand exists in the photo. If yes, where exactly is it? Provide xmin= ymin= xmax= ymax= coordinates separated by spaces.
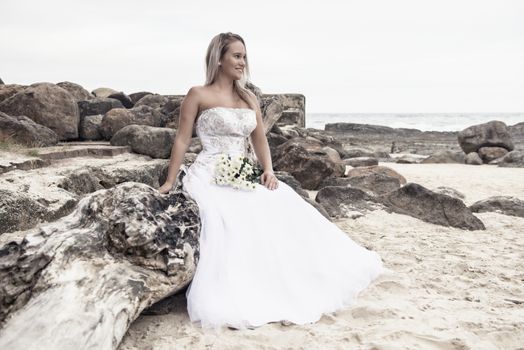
xmin=260 ymin=170 xmax=279 ymax=190
xmin=158 ymin=181 xmax=176 ymax=194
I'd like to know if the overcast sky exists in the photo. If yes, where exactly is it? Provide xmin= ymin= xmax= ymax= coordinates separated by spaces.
xmin=1 ymin=0 xmax=523 ymax=113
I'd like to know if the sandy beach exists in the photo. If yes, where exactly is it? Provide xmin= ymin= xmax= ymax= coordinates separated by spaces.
xmin=119 ymin=163 xmax=524 ymax=350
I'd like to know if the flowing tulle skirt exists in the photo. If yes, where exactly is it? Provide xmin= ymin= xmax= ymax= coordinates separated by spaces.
xmin=182 ymin=164 xmax=384 ymax=330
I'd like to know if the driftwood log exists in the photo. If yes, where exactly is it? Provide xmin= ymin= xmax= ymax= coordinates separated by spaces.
xmin=0 ymin=172 xmax=200 ymax=350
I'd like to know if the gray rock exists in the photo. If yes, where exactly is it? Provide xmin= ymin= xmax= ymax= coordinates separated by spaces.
xmin=129 ymin=91 xmax=153 ymax=104
xmin=458 ymin=120 xmax=514 ymax=154
xmin=380 ymin=183 xmax=485 ymax=230
xmin=0 ymin=77 xmax=3 ymax=84
xmin=108 ymin=92 xmax=134 ymax=109
xmin=0 ymin=111 xmax=59 ymax=147
xmin=100 ymin=105 xmax=167 ymax=140
xmin=465 ymin=152 xmax=483 ymax=165
xmin=79 ymin=114 xmax=103 ymax=140
xmin=315 ymin=186 xmax=384 ymax=218
xmin=478 ymin=146 xmax=508 ymax=163
xmin=421 ymin=150 xmax=465 ymax=164
xmin=342 ymin=147 xmax=375 ymax=159
xmin=470 ymin=196 xmax=524 ymax=218
xmin=57 ymin=81 xmax=94 ymax=101
xmin=497 ymin=151 xmax=524 ymax=168
xmin=274 ymin=171 xmax=309 ymax=198
xmin=0 ymin=82 xmax=80 ymax=140
xmin=111 ymin=125 xmax=175 ymax=158
xmin=78 ymin=97 xmax=124 ymax=118
xmin=344 ymin=157 xmax=378 ymax=167
xmin=272 ymin=138 xmax=345 ymax=190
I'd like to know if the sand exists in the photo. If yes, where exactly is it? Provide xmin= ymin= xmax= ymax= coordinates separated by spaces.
xmin=119 ymin=163 xmax=524 ymax=350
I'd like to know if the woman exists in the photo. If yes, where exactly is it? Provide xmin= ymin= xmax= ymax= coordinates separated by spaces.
xmin=159 ymin=32 xmax=384 ymax=330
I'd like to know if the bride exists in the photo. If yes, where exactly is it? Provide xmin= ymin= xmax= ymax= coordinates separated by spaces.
xmin=158 ymin=32 xmax=384 ymax=330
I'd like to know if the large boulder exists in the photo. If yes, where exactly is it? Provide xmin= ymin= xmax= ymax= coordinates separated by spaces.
xmin=134 ymin=94 xmax=183 ymax=128
xmin=457 ymin=121 xmax=514 ymax=154
xmin=111 ymin=125 xmax=175 ymax=158
xmin=56 ymin=81 xmax=94 ymax=101
xmin=100 ymin=105 xmax=167 ymax=140
xmin=469 ymin=196 xmax=524 ymax=218
xmin=0 ymin=82 xmax=80 ymax=140
xmin=78 ymin=97 xmax=124 ymax=118
xmin=380 ymin=183 xmax=485 ymax=230
xmin=343 ymin=157 xmax=378 ymax=167
xmin=0 ymin=111 xmax=59 ymax=147
xmin=497 ymin=151 xmax=524 ymax=168
xmin=272 ymin=138 xmax=345 ymax=190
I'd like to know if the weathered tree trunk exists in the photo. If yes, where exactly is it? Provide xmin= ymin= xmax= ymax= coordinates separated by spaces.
xmin=0 ymin=175 xmax=200 ymax=350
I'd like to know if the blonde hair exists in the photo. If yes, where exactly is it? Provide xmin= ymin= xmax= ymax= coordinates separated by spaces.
xmin=205 ymin=32 xmax=256 ymax=109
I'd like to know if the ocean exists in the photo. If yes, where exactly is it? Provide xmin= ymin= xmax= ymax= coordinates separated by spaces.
xmin=305 ymin=113 xmax=524 ymax=132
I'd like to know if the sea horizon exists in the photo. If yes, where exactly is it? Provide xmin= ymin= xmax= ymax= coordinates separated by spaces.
xmin=305 ymin=112 xmax=524 ymax=132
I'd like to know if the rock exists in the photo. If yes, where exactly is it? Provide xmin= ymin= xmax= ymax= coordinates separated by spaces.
xmin=129 ymin=91 xmax=153 ymax=104
xmin=0 ymin=84 xmax=27 ymax=104
xmin=0 ymin=111 xmax=59 ymax=147
xmin=325 ymin=123 xmax=397 ymax=134
xmin=79 ymin=114 xmax=103 ymax=140
xmin=344 ymin=157 xmax=378 ymax=167
xmin=477 ymin=146 xmax=508 ymax=163
xmin=56 ymin=81 xmax=94 ymax=101
xmin=276 ymin=108 xmax=305 ymax=128
xmin=497 ymin=151 xmax=524 ymax=168
xmin=260 ymin=95 xmax=285 ymax=133
xmin=91 ymin=87 xmax=119 ymax=98
xmin=100 ymin=105 xmax=167 ymax=140
xmin=0 ymin=181 xmax=200 ymax=349
xmin=380 ymin=183 xmax=485 ymax=230
xmin=315 ymin=186 xmax=384 ymax=218
xmin=267 ymin=132 xmax=289 ymax=150
xmin=272 ymin=138 xmax=345 ymax=190
xmin=0 ymin=82 xmax=80 ymax=140
xmin=346 ymin=165 xmax=407 ymax=185
xmin=187 ymin=137 xmax=202 ymax=153
xmin=432 ymin=186 xmax=465 ymax=200
xmin=421 ymin=150 xmax=465 ymax=164
xmin=111 ymin=125 xmax=176 ymax=158
xmin=322 ymin=146 xmax=342 ymax=163
xmin=395 ymin=154 xmax=426 ymax=164
xmin=134 ymin=94 xmax=183 ymax=127
xmin=78 ymin=97 xmax=124 ymax=118
xmin=343 ymin=147 xmax=375 ymax=159
xmin=304 ymin=198 xmax=331 ymax=220
xmin=107 ymin=92 xmax=134 ymax=108
xmin=0 ymin=77 xmax=3 ymax=84
xmin=458 ymin=120 xmax=514 ymax=154
xmin=465 ymin=152 xmax=483 ymax=165
xmin=509 ymin=122 xmax=524 ymax=138
xmin=470 ymin=196 xmax=524 ymax=218
xmin=349 ymin=173 xmax=401 ymax=196
xmin=0 ymin=188 xmax=77 ymax=234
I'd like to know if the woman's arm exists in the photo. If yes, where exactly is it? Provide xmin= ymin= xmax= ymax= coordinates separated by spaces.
xmin=248 ymin=93 xmax=279 ymax=190
xmin=158 ymin=87 xmax=200 ymax=194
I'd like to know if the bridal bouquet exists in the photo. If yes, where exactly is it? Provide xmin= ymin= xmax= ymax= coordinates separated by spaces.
xmin=214 ymin=154 xmax=263 ymax=190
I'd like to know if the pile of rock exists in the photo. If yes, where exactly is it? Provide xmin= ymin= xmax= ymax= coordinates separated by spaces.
xmin=457 ymin=120 xmax=523 ymax=167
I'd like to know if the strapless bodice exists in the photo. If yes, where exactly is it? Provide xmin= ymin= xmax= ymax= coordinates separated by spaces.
xmin=190 ymin=107 xmax=257 ymax=176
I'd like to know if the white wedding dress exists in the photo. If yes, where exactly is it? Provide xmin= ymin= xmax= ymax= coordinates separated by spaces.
xmin=181 ymin=106 xmax=384 ymax=330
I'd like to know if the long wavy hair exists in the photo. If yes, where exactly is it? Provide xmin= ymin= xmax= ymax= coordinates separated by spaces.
xmin=205 ymin=32 xmax=256 ymax=109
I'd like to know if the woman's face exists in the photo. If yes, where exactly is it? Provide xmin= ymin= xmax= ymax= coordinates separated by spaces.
xmin=220 ymin=40 xmax=246 ymax=81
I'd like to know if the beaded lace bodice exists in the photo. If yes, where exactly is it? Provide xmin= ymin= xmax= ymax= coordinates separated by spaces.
xmin=190 ymin=107 xmax=257 ymax=174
